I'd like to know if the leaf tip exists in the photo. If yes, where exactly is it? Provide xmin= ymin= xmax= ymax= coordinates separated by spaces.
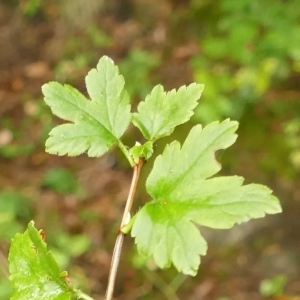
xmin=223 ymin=118 xmax=239 ymax=129
xmin=101 ymin=55 xmax=115 ymax=65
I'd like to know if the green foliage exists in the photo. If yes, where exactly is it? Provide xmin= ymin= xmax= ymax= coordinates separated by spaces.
xmin=284 ymin=118 xmax=300 ymax=170
xmin=9 ymin=221 xmax=75 ymax=300
xmin=87 ymin=26 xmax=113 ymax=48
xmin=120 ymin=50 xmax=160 ymax=99
xmin=133 ymin=83 xmax=204 ymax=140
xmin=189 ymin=0 xmax=300 ymax=123
xmin=128 ymin=120 xmax=281 ymax=275
xmin=41 ymin=167 xmax=83 ymax=195
xmin=50 ymin=232 xmax=91 ymax=270
xmin=0 ymin=191 xmax=32 ymax=240
xmin=22 ymin=0 xmax=43 ymax=17
xmin=42 ymin=56 xmax=131 ymax=158
xmin=9 ymin=55 xmax=282 ymax=299
xmin=0 ymin=144 xmax=35 ymax=159
xmin=0 ymin=279 xmax=12 ymax=299
xmin=260 ymin=274 xmax=287 ymax=297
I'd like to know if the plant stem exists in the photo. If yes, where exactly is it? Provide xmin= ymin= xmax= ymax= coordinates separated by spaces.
xmin=105 ymin=159 xmax=145 ymax=300
xmin=76 ymin=289 xmax=95 ymax=300
xmin=118 ymin=140 xmax=135 ymax=167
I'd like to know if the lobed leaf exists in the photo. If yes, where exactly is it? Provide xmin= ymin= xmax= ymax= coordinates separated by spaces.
xmin=9 ymin=221 xmax=74 ymax=300
xmin=131 ymin=204 xmax=207 ymax=276
xmin=131 ymin=120 xmax=282 ymax=275
xmin=42 ymin=56 xmax=131 ymax=157
xmin=132 ymin=83 xmax=204 ymax=141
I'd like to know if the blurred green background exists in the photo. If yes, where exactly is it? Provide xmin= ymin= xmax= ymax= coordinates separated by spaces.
xmin=0 ymin=0 xmax=300 ymax=299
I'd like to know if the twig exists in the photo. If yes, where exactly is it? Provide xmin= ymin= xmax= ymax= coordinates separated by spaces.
xmin=105 ymin=159 xmax=144 ymax=300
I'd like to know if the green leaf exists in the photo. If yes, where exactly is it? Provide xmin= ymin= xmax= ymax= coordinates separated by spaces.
xmin=132 ymin=83 xmax=204 ymax=141
xmin=260 ymin=274 xmax=287 ymax=297
xmin=130 ymin=205 xmax=207 ymax=275
xmin=42 ymin=56 xmax=131 ymax=157
xmin=130 ymin=120 xmax=281 ymax=275
xmin=9 ymin=221 xmax=74 ymax=300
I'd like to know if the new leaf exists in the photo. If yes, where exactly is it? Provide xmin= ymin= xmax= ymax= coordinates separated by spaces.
xmin=130 ymin=120 xmax=281 ymax=275
xmin=9 ymin=221 xmax=74 ymax=300
xmin=132 ymin=83 xmax=204 ymax=141
xmin=42 ymin=56 xmax=131 ymax=157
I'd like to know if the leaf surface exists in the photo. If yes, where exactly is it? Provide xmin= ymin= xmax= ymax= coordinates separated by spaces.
xmin=132 ymin=83 xmax=204 ymax=140
xmin=9 ymin=221 xmax=73 ymax=300
xmin=42 ymin=56 xmax=131 ymax=157
xmin=131 ymin=120 xmax=281 ymax=275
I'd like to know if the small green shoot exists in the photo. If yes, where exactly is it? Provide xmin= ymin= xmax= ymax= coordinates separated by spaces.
xmin=8 ymin=55 xmax=282 ymax=300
